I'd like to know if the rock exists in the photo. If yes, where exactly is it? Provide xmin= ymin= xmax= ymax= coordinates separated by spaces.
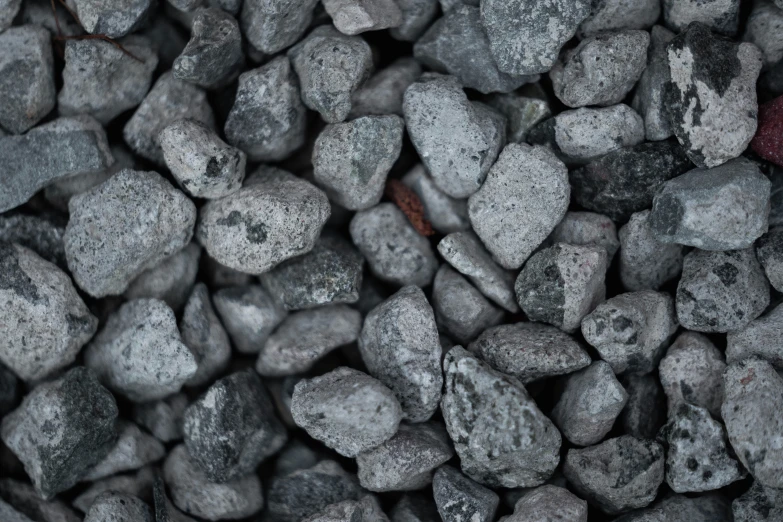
xmin=728 ymin=303 xmax=783 ymax=371
xmin=160 ymin=119 xmax=245 ymax=199
xmin=204 ymin=254 xmax=253 ymax=289
xmin=390 ymin=494 xmax=439 ymax=522
xmin=619 ymin=210 xmax=685 ymax=291
xmin=659 ymin=332 xmax=726 ymax=418
xmin=257 ymin=305 xmax=362 ymax=376
xmin=323 ymin=0 xmax=402 ymax=35
xmin=432 ymin=465 xmax=499 ymax=522
xmin=506 ymin=485 xmax=588 ymax=522
xmin=179 ymin=284 xmax=231 ymax=387
xmin=563 ymin=436 xmax=664 ymax=514
xmin=0 ymin=214 xmax=65 ymax=268
xmin=197 ymin=177 xmax=330 ymax=275
xmin=72 ymin=0 xmax=153 ymax=37
xmin=438 ymin=231 xmax=518 ymax=312
xmin=723 ymin=358 xmax=783 ymax=488
xmin=550 ymin=105 xmax=645 ymax=164
xmin=124 ymin=72 xmax=215 ymax=164
xmin=350 ymin=203 xmax=438 ymax=287
xmin=84 ymin=421 xmax=165 ymax=482
xmin=59 ymin=37 xmax=158 ymax=125
xmin=757 ymin=229 xmax=783 ymax=291
xmin=403 ymin=74 xmax=505 ymax=198
xmin=302 ymin=496 xmax=388 ymax=522
xmin=357 ymin=422 xmax=454 ymax=491
xmin=183 ymin=370 xmax=287 ymax=482
xmin=19 ymin=0 xmax=82 ymax=37
xmin=744 ymin=1 xmax=783 ymax=68
xmin=441 ymin=346 xmax=561 ymax=488
xmin=676 ymin=248 xmax=770 ymax=333
xmin=621 ymin=374 xmax=666 ymax=439
xmin=0 ymin=478 xmax=80 ymax=522
xmin=272 ymin=439 xmax=321 ymax=477
xmin=313 ymin=115 xmax=404 ymax=210
xmin=552 ymin=361 xmax=628 ymax=446
xmin=468 ymin=322 xmax=591 ymax=384
xmin=72 ymin=467 xmax=154 ymax=514
xmin=401 ymin=165 xmax=469 ymax=235
xmin=569 ymin=140 xmax=693 ymax=223
xmin=291 ymin=367 xmax=403 ymax=457
xmin=213 ymin=285 xmax=287 ymax=354
xmin=84 ymin=492 xmax=152 ymax=522
xmin=515 ymin=243 xmax=608 ymax=333
xmin=664 ymin=22 xmax=762 ymax=168
xmin=0 ymin=25 xmax=55 ymax=134
xmin=485 ymin=86 xmax=551 ymax=144
xmin=224 ymin=56 xmax=307 ymax=162
xmin=288 ymin=26 xmax=373 ymax=123
xmin=632 ymin=25 xmax=676 ymax=141
xmin=152 ymin=474 xmax=197 ymax=522
xmin=164 ymin=444 xmax=263 ymax=520
xmin=390 ymin=0 xmax=438 ymax=41
xmin=0 ymin=0 xmax=20 ymax=31
xmin=752 ymin=94 xmax=783 ymax=168
xmin=548 ymin=211 xmax=620 ymax=261
xmin=241 ymin=0 xmax=318 ymax=53
xmin=0 ymin=243 xmax=97 ymax=382
xmin=468 ymin=144 xmax=570 ymax=270
xmin=1 ymin=367 xmax=118 ymax=500
xmin=125 ymin=243 xmax=201 ymax=311
xmin=653 ymin=493 xmax=733 ymax=522
xmin=132 ymin=394 xmax=189 ymax=443
xmin=551 ymin=30 xmax=649 ymax=108
xmin=662 ymin=0 xmax=739 ymax=35
xmin=582 ymin=290 xmax=678 ymax=375
xmin=350 ymin=58 xmax=422 ymax=117
xmin=649 ymin=158 xmax=771 ymax=250
xmin=578 ymin=0 xmax=660 ymax=37
xmin=733 ymin=481 xmax=783 ymax=522
xmin=481 ymin=0 xmax=591 ymax=76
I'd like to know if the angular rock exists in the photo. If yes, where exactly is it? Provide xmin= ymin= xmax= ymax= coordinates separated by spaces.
xmin=323 ymin=0 xmax=402 ymax=35
xmin=84 ymin=421 xmax=165 ymax=482
xmin=752 ymin=93 xmax=783 ymax=168
xmin=485 ymin=86 xmax=551 ymax=144
xmin=0 ymin=214 xmax=65 ymax=268
xmin=390 ymin=494 xmax=439 ymax=522
xmin=401 ymin=165 xmax=469 ymax=235
xmin=733 ymin=481 xmax=783 ymax=522
xmin=153 ymin=473 xmax=198 ymax=522
xmin=432 ymin=465 xmax=499 ymax=522
xmin=578 ymin=0 xmax=660 ymax=37
xmin=241 ymin=0 xmax=318 ymax=54
xmin=621 ymin=374 xmax=666 ymax=439
xmin=213 ymin=285 xmax=287 ymax=354
xmin=728 ymin=303 xmax=783 ymax=371
xmin=550 ymin=105 xmax=645 ymax=164
xmin=745 ymin=0 xmax=783 ymax=68
xmin=132 ymin=394 xmax=189 ymax=443
xmin=620 ymin=210 xmax=685 ymax=291
xmin=72 ymin=467 xmax=154 ymax=514
xmin=84 ymin=492 xmax=152 ymax=522
xmin=663 ymin=0 xmax=739 ymax=35
xmin=72 ymin=0 xmax=153 ymax=37
xmin=350 ymin=58 xmax=422 ymax=117
xmin=632 ymin=25 xmax=676 ymax=141
xmin=757 ymin=229 xmax=783 ymax=291
xmin=506 ymin=485 xmax=588 ymax=522
xmin=179 ymin=283 xmax=231 ymax=387
xmin=548 ymin=211 xmax=620 ymax=261
xmin=125 ymin=242 xmax=201 ymax=311
xmin=303 ymin=496 xmax=388 ymax=522
xmin=0 ymin=478 xmax=80 ymax=522
xmin=390 ymin=0 xmax=438 ymax=41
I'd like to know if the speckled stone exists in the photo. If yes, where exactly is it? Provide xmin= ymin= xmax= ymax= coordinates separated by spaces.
xmin=302 ymin=496 xmax=388 ymax=522
xmin=213 ymin=285 xmax=287 ymax=354
xmin=132 ymin=394 xmax=189 ymax=443
xmin=402 ymin=165 xmax=470 ymax=235
xmin=179 ymin=285 xmax=230 ymax=387
xmin=578 ymin=0 xmax=660 ymax=37
xmin=619 ymin=210 xmax=685 ymax=291
xmin=621 ymin=374 xmax=666 ymax=439
xmin=632 ymin=25 xmax=676 ymax=141
xmin=733 ymin=481 xmax=783 ymax=522
xmin=84 ymin=492 xmax=152 ymax=522
xmin=350 ymin=58 xmax=422 ymax=117
xmin=390 ymin=0 xmax=438 ymax=41
xmin=551 ymin=105 xmax=645 ymax=164
xmin=548 ymin=211 xmax=620 ymax=261
xmin=241 ymin=0 xmax=318 ymax=54
xmin=322 ymin=0 xmax=402 ymax=35
xmin=757 ymin=229 xmax=783 ymax=292
xmin=72 ymin=0 xmax=153 ymax=37
xmin=506 ymin=485 xmax=588 ymax=522
xmin=124 ymin=242 xmax=201 ymax=311
xmin=72 ymin=467 xmax=154 ymax=514
xmin=745 ymin=1 xmax=783 ymax=70
xmin=752 ymin=94 xmax=783 ymax=169
xmin=663 ymin=0 xmax=739 ymax=35
xmin=727 ymin=302 xmax=783 ymax=370
xmin=83 ymin=420 xmax=165 ymax=481
xmin=0 ymin=214 xmax=66 ymax=268
xmin=432 ymin=465 xmax=499 ymax=522
xmin=390 ymin=494 xmax=439 ymax=522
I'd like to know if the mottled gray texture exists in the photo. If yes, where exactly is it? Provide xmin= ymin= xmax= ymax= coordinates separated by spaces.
xmin=728 ymin=302 xmax=783 ymax=370
xmin=350 ymin=58 xmax=422 ymax=117
xmin=663 ymin=0 xmax=739 ymax=35
xmin=125 ymin=242 xmax=201 ymax=311
xmin=632 ymin=25 xmax=676 ymax=141
xmin=733 ymin=481 xmax=783 ymax=522
xmin=0 ymin=243 xmax=97 ymax=382
xmin=402 ymin=165 xmax=469 ymax=235
xmin=360 ymin=286 xmax=443 ymax=422
xmin=651 ymin=493 xmax=733 ymax=522
xmin=179 ymin=284 xmax=230 ymax=387
xmin=441 ymin=346 xmax=561 ymax=488
xmin=515 ymin=243 xmax=607 ymax=333
xmin=197 ymin=177 xmax=330 ymax=274
xmin=548 ymin=211 xmax=620 ymax=261
xmin=0 ymin=214 xmax=65 ymax=268
xmin=313 ymin=115 xmax=404 ymax=210
xmin=132 ymin=394 xmax=189 ymax=443
xmin=241 ymin=0 xmax=318 ymax=54
xmin=390 ymin=494 xmax=439 ymax=522
xmin=0 ymin=0 xmax=20 ymax=31
xmin=506 ymin=485 xmax=588 ymax=522
xmin=323 ymin=0 xmax=402 ymax=35
xmin=620 ymin=210 xmax=684 ymax=291
xmin=84 ymin=492 xmax=152 ymax=522
xmin=289 ymin=25 xmax=373 ymax=123
xmin=292 ymin=367 xmax=403 ymax=457
xmin=302 ymin=496 xmax=388 ymax=522
xmin=563 ymin=436 xmax=664 ymax=514
xmin=621 ymin=374 xmax=666 ymax=439
xmin=160 ymin=119 xmax=245 ymax=199
xmin=676 ymin=248 xmax=770 ymax=333
xmin=83 ymin=421 xmax=165 ymax=481
xmin=72 ymin=0 xmax=153 ymax=37
xmin=212 ymin=285 xmax=287 ymax=354
xmin=1 ymin=367 xmax=118 ymax=500
xmin=432 ymin=466 xmax=499 ymax=522
xmin=552 ymin=361 xmax=628 ymax=446
xmin=552 ymin=105 xmax=645 ymax=163
xmin=745 ymin=0 xmax=783 ymax=68
xmin=469 ymin=144 xmax=570 ymax=270
xmin=124 ymin=72 xmax=215 ymax=164
xmin=757 ymin=229 xmax=783 ymax=292
xmin=578 ymin=0 xmax=660 ymax=37
xmin=486 ymin=86 xmax=551 ymax=144
xmin=468 ymin=322 xmax=591 ymax=384
xmin=0 ymin=25 xmax=55 ymax=134
xmin=257 ymin=305 xmax=362 ymax=376
xmin=551 ymin=30 xmax=650 ymax=108
xmin=350 ymin=203 xmax=438 ymax=287
xmin=664 ymin=22 xmax=763 ymax=168
xmin=224 ymin=56 xmax=307 ymax=162
xmin=72 ymin=467 xmax=154 ymax=514
xmin=390 ymin=0 xmax=438 ymax=41
xmin=0 ymin=478 xmax=80 ymax=522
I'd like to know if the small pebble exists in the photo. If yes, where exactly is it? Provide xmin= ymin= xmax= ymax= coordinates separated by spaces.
xmin=632 ymin=25 xmax=676 ymax=141
xmin=621 ymin=374 xmax=666 ymax=439
xmin=432 ymin=465 xmax=499 ymax=522
xmin=72 ymin=0 xmax=153 ymax=37
xmin=213 ymin=285 xmax=287 ymax=353
xmin=663 ymin=0 xmax=739 ymax=35
xmin=506 ymin=485 xmax=588 ymax=522
xmin=323 ymin=0 xmax=402 ymax=35
xmin=752 ymin=94 xmax=783 ymax=168
xmin=125 ymin=242 xmax=201 ymax=311
xmin=727 ymin=302 xmax=783 ymax=369
xmin=83 ymin=492 xmax=152 ymax=522
xmin=619 ymin=210 xmax=685 ymax=291
xmin=350 ymin=58 xmax=422 ymax=117
xmin=390 ymin=0 xmax=438 ymax=41
xmin=132 ymin=394 xmax=189 ymax=443
xmin=757 ymin=229 xmax=783 ymax=291
xmin=578 ymin=0 xmax=660 ymax=37
xmin=241 ymin=0 xmax=318 ymax=54
xmin=548 ymin=211 xmax=620 ymax=261
xmin=733 ymin=481 xmax=783 ymax=522
xmin=72 ymin=467 xmax=154 ymax=514
xmin=402 ymin=165 xmax=470 ymax=235
xmin=83 ymin=421 xmax=165 ymax=482
xmin=0 ymin=478 xmax=80 ymax=522
xmin=551 ymin=105 xmax=645 ymax=164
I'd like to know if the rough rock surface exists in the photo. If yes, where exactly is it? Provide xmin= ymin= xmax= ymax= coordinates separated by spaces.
xmin=213 ymin=285 xmax=287 ymax=354
xmin=619 ymin=210 xmax=685 ymax=291
xmin=432 ymin=465 xmax=499 ymax=522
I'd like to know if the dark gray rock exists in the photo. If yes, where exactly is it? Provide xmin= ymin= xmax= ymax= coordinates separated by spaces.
xmin=390 ymin=494 xmax=439 ymax=522
xmin=548 ymin=211 xmax=620 ymax=261
xmin=213 ymin=285 xmax=287 ymax=354
xmin=756 ymin=228 xmax=783 ymax=292
xmin=83 ymin=420 xmax=165 ymax=482
xmin=72 ymin=0 xmax=153 ymax=37
xmin=733 ymin=481 xmax=783 ymax=522
xmin=619 ymin=210 xmax=685 ymax=291
xmin=663 ymin=0 xmax=740 ymax=35
xmin=653 ymin=493 xmax=733 ymax=522
xmin=432 ymin=465 xmax=499 ymax=522
xmin=0 ymin=214 xmax=65 ymax=268
xmin=241 ymin=0 xmax=318 ymax=54
xmin=350 ymin=58 xmax=422 ymax=117
xmin=631 ymin=25 xmax=676 ymax=141
xmin=578 ymin=0 xmax=660 ymax=37
xmin=0 ymin=478 xmax=80 ymax=522
xmin=390 ymin=0 xmax=438 ymax=41
xmin=152 ymin=473 xmax=197 ymax=522
xmin=132 ymin=394 xmax=189 ymax=443
xmin=0 ymin=364 xmax=18 ymax=417
xmin=179 ymin=284 xmax=231 ymax=387
xmin=84 ymin=492 xmax=152 ymax=522
xmin=506 ymin=485 xmax=588 ymax=522
xmin=302 ymin=496 xmax=388 ymax=522
xmin=621 ymin=374 xmax=666 ymax=439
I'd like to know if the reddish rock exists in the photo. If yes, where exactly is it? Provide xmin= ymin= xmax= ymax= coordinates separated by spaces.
xmin=752 ymin=95 xmax=783 ymax=167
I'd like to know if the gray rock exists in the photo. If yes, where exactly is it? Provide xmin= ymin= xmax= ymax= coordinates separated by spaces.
xmin=356 ymin=422 xmax=454 ymax=491
xmin=0 ymin=243 xmax=97 ymax=382
xmin=733 ymin=481 xmax=783 ymax=522
xmin=132 ymin=394 xmax=189 ymax=443
xmin=403 ymin=74 xmax=505 ymax=198
xmin=85 ymin=298 xmax=197 ymax=402
xmin=660 ymin=403 xmax=745 ymax=493
xmin=350 ymin=58 xmax=422 ymax=117
xmin=152 ymin=474 xmax=198 ymax=522
xmin=390 ymin=494 xmax=439 ymax=522
xmin=164 ymin=444 xmax=264 ymax=520
xmin=619 ymin=210 xmax=685 ymax=291
xmin=745 ymin=0 xmax=783 ymax=68
xmin=241 ymin=0 xmax=318 ymax=54
xmin=676 ymin=248 xmax=770 ymax=333
xmin=0 ymin=0 xmax=20 ymax=32
xmin=289 ymin=25 xmax=373 ymax=123
xmin=578 ymin=0 xmax=660 ymax=37
xmin=322 ymin=0 xmax=402 ymax=36
xmin=1 ymin=367 xmax=118 ymax=500
xmin=72 ymin=467 xmax=154 ymax=514
xmin=140 ymin=13 xmax=188 ymax=70
xmin=303 ymin=496 xmax=388 ymax=522
xmin=757 ymin=229 xmax=783 ymax=292
xmin=664 ymin=22 xmax=763 ymax=168
xmin=438 ymin=231 xmax=518 ymax=312
xmin=621 ymin=374 xmax=666 ymax=439
xmin=582 ymin=290 xmax=678 ymax=375
xmin=515 ymin=243 xmax=608 ymax=333
xmin=663 ymin=0 xmax=740 ymax=35
xmin=401 ymin=165 xmax=469 ymax=235
xmin=313 ymin=115 xmax=404 ymax=210
xmin=72 ymin=0 xmax=153 ymax=37
xmin=59 ymin=37 xmax=158 ymax=125
xmin=632 ymin=25 xmax=676 ymax=141
xmin=125 ymin=242 xmax=201 ymax=311
xmin=551 ymin=30 xmax=650 ymax=108
xmin=432 ymin=465 xmax=499 ymax=522
xmin=204 ymin=254 xmax=253 ymax=289
xmin=213 ymin=285 xmax=287 ymax=354
xmin=167 ymin=0 xmax=202 ymax=11
xmin=432 ymin=265 xmax=504 ymax=344
xmin=224 ymin=56 xmax=307 ymax=162
xmin=485 ymin=86 xmax=551 ymax=144
xmin=442 ymin=346 xmax=561 ymax=488
xmin=0 ymin=115 xmax=114 ymax=213
xmin=160 ymin=119 xmax=246 ymax=199
xmin=84 ymin=421 xmax=165 ymax=482
xmin=723 ymin=357 xmax=783 ymax=488
xmin=183 ymin=370 xmax=287 ymax=482
xmin=481 ymin=0 xmax=591 ymax=75
xmin=19 ymin=0 xmax=82 ymax=37
xmin=350 ymin=203 xmax=438 ymax=287
xmin=469 ymin=144 xmax=570 ymax=270
xmin=551 ymin=105 xmax=645 ymax=164
xmin=272 ymin=439 xmax=321 ymax=477
xmin=563 ymin=436 xmax=664 ymax=514
xmin=0 ymin=478 xmax=80 ymax=522
xmin=84 ymin=492 xmax=152 ymax=522
xmin=0 ymin=214 xmax=65 ymax=268
xmin=179 ymin=283 xmax=231 ymax=387
xmin=652 ymin=493 xmax=733 ymax=522
xmin=552 ymin=361 xmax=628 ymax=446
xmin=0 ymin=364 xmax=17 ymax=417
xmin=257 ymin=305 xmax=362 ymax=376
xmin=506 ymin=485 xmax=588 ymax=522
xmin=0 ymin=25 xmax=55 ymax=134
xmin=650 ymin=158 xmax=771 ymax=250
xmin=291 ymin=367 xmax=403 ymax=457
xmin=390 ymin=0 xmax=438 ymax=41
xmin=468 ymin=322 xmax=591 ymax=384
xmin=124 ymin=72 xmax=215 ymax=165
xmin=548 ymin=211 xmax=620 ymax=261
xmin=728 ymin=303 xmax=783 ymax=370
xmin=414 ymin=6 xmax=536 ymax=94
